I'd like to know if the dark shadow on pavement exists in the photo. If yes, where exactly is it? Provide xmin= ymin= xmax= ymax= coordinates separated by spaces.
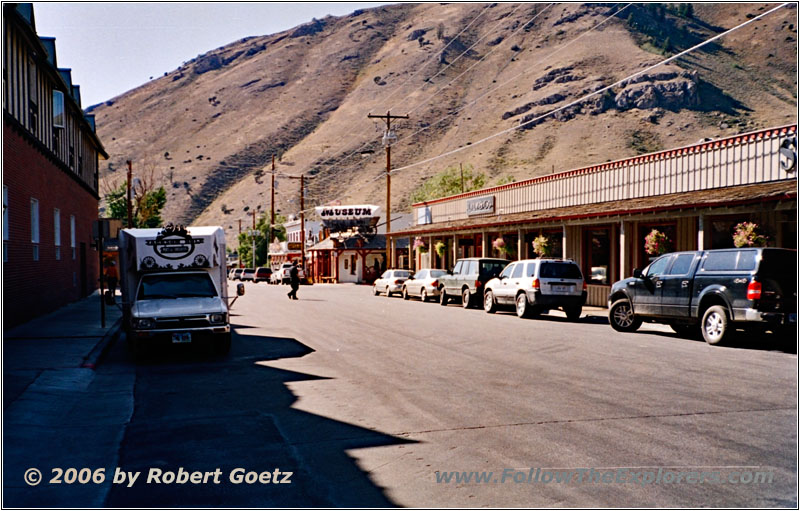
xmin=108 ymin=331 xmax=414 ymax=507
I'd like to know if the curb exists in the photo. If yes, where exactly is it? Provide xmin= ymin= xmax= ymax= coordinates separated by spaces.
xmin=81 ymin=317 xmax=123 ymax=369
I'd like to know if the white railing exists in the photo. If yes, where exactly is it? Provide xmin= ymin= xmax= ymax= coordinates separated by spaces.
xmin=414 ymin=125 xmax=797 ymax=225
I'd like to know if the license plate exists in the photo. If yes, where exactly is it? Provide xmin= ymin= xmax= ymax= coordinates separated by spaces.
xmin=172 ymin=332 xmax=192 ymax=343
xmin=552 ymin=285 xmax=569 ymax=293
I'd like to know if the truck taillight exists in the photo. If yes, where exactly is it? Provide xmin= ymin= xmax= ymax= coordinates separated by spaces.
xmin=746 ymin=280 xmax=762 ymax=300
xmin=475 ymin=280 xmax=482 ymax=287
xmin=583 ymin=281 xmax=588 ymax=291
xmin=532 ymin=278 xmax=540 ymax=290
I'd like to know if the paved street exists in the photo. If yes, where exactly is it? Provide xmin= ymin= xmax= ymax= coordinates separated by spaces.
xmin=4 ymin=282 xmax=797 ymax=507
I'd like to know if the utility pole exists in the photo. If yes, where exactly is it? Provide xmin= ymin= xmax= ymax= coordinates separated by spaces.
xmin=300 ymin=174 xmax=305 ymax=268
xmin=270 ymin=155 xmax=275 ymax=267
xmin=126 ymin=160 xmax=133 ymax=227
xmin=250 ymin=211 xmax=257 ymax=268
xmin=283 ymin=174 xmax=312 ymax=268
xmin=367 ymin=111 xmax=408 ymax=269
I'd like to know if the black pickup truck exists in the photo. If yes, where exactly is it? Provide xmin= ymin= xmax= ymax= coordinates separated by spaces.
xmin=607 ymin=248 xmax=796 ymax=345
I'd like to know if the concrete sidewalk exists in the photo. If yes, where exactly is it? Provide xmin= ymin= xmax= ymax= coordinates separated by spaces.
xmin=3 ymin=291 xmax=131 ymax=507
xmin=3 ymin=290 xmax=122 ymax=409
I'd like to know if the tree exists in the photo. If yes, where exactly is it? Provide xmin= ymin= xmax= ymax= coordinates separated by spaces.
xmin=411 ymin=164 xmax=486 ymax=203
xmin=237 ymin=213 xmax=288 ymax=267
xmin=102 ymin=162 xmax=167 ymax=228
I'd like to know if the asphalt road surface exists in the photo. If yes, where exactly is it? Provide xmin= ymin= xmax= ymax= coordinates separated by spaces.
xmin=11 ymin=282 xmax=798 ymax=507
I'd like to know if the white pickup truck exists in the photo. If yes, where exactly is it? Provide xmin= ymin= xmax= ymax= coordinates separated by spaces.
xmin=118 ymin=225 xmax=244 ymax=355
xmin=272 ymin=262 xmax=305 ymax=285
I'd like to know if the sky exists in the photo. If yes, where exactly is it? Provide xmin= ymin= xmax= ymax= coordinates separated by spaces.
xmin=33 ymin=2 xmax=390 ymax=108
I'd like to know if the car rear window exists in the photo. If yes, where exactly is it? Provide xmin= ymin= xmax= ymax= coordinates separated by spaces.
xmin=395 ymin=271 xmax=411 ymax=278
xmin=539 ymin=262 xmax=582 ymax=279
xmin=736 ymin=250 xmax=757 ymax=271
xmin=702 ymin=252 xmax=738 ymax=271
xmin=759 ymin=250 xmax=797 ymax=280
xmin=480 ymin=261 xmax=508 ymax=278
xmin=430 ymin=270 xmax=446 ymax=278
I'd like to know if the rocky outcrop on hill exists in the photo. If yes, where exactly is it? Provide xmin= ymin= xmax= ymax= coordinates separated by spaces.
xmin=511 ymin=67 xmax=700 ymax=129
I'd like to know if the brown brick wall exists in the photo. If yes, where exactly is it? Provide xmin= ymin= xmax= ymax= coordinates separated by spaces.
xmin=3 ymin=120 xmax=99 ymax=328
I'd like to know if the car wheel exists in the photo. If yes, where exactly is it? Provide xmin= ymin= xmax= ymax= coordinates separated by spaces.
xmin=440 ymin=288 xmax=449 ymax=306
xmin=402 ymin=286 xmax=409 ymax=300
xmin=516 ymin=293 xmax=532 ymax=318
xmin=461 ymin=288 xmax=472 ymax=309
xmin=484 ymin=290 xmax=497 ymax=313
xmin=702 ymin=305 xmax=730 ymax=345
xmin=565 ymin=306 xmax=582 ymax=322
xmin=609 ymin=299 xmax=641 ymax=332
xmin=385 ymin=286 xmax=391 ymax=297
xmin=420 ymin=289 xmax=428 ymax=302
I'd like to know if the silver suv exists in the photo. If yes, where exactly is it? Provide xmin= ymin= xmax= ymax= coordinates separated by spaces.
xmin=483 ymin=258 xmax=587 ymax=320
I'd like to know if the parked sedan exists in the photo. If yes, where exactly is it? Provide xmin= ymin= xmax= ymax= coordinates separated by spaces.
xmin=231 ymin=268 xmax=244 ymax=280
xmin=240 ymin=268 xmax=256 ymax=282
xmin=483 ymin=258 xmax=587 ymax=320
xmin=253 ymin=267 xmax=272 ymax=283
xmin=373 ymin=270 xmax=412 ymax=297
xmin=401 ymin=269 xmax=447 ymax=302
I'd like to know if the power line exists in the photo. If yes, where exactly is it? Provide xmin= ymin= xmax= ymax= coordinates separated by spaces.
xmin=299 ymin=2 xmax=789 ymax=215
xmin=305 ymin=3 xmax=625 ymax=194
xmin=406 ymin=3 xmax=554 ymax=116
xmin=389 ymin=2 xmax=790 ymax=176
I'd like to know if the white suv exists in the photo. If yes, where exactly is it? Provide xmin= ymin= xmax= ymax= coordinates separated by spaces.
xmin=274 ymin=263 xmax=306 ymax=284
xmin=483 ymin=259 xmax=587 ymax=320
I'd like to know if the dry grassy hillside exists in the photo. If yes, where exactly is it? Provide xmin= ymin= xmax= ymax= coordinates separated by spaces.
xmin=92 ymin=3 xmax=797 ymax=246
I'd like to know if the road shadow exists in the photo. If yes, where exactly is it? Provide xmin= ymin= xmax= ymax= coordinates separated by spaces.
xmin=641 ymin=328 xmax=796 ymax=354
xmin=108 ymin=332 xmax=415 ymax=507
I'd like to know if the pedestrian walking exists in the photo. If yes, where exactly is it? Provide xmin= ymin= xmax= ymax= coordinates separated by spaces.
xmin=105 ymin=261 xmax=119 ymax=304
xmin=287 ymin=260 xmax=300 ymax=300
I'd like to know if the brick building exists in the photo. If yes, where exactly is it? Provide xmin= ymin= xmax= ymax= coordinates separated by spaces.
xmin=3 ymin=3 xmax=108 ymax=328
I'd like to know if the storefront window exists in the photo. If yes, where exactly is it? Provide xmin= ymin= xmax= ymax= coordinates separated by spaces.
xmin=584 ymin=227 xmax=611 ymax=285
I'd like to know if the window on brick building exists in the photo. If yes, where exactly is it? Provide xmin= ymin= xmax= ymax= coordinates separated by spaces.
xmin=54 ymin=208 xmax=61 ymax=260
xmin=70 ymin=215 xmax=76 ymax=260
xmin=31 ymin=198 xmax=39 ymax=261
xmin=28 ymin=57 xmax=38 ymax=134
xmin=53 ymin=90 xmax=64 ymax=128
xmin=3 ymin=186 xmax=8 ymax=263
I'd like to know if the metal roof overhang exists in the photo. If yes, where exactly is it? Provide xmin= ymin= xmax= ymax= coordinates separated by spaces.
xmin=388 ymin=181 xmax=797 ymax=237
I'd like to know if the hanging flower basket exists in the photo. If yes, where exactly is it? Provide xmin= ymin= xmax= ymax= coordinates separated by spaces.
xmin=434 ymin=241 xmax=446 ymax=257
xmin=493 ymin=237 xmax=511 ymax=256
xmin=644 ymin=229 xmax=671 ymax=256
xmin=733 ymin=222 xmax=768 ymax=247
xmin=532 ymin=235 xmax=550 ymax=257
xmin=413 ymin=237 xmax=428 ymax=253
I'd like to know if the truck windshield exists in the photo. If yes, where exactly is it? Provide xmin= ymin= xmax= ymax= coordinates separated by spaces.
xmin=138 ymin=273 xmax=218 ymax=299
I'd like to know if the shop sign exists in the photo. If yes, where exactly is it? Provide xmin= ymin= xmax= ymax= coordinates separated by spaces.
xmin=287 ymin=242 xmax=302 ymax=251
xmin=315 ymin=205 xmax=380 ymax=219
xmin=466 ymin=196 xmax=495 ymax=216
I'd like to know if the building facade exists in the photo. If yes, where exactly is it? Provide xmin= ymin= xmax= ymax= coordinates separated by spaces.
xmin=390 ymin=125 xmax=797 ymax=307
xmin=3 ymin=3 xmax=108 ymax=327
